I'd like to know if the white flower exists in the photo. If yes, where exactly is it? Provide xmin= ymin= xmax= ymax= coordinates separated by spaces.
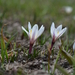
xmin=50 ymin=22 xmax=67 ymax=41
xmin=73 ymin=42 xmax=75 ymax=51
xmin=22 ymin=22 xmax=45 ymax=44
xmin=64 ymin=6 xmax=73 ymax=14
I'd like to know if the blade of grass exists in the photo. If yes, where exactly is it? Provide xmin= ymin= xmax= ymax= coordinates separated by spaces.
xmin=1 ymin=24 xmax=7 ymax=63
xmin=1 ymin=24 xmax=18 ymax=63
xmin=5 ymin=32 xmax=18 ymax=49
xmin=60 ymin=49 xmax=75 ymax=65
xmin=1 ymin=37 xmax=5 ymax=62
xmin=55 ymin=64 xmax=70 ymax=75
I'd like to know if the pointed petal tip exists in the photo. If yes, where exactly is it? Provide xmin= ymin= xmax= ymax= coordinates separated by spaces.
xmin=33 ymin=24 xmax=38 ymax=30
xmin=28 ymin=22 xmax=31 ymax=31
xmin=52 ymin=22 xmax=54 ymax=24
xmin=64 ymin=27 xmax=67 ymax=31
xmin=28 ymin=22 xmax=30 ymax=24
xmin=59 ymin=24 xmax=62 ymax=27
xmin=41 ymin=25 xmax=45 ymax=29
xmin=73 ymin=42 xmax=75 ymax=50
xmin=22 ymin=26 xmax=24 ymax=30
xmin=34 ymin=24 xmax=38 ymax=26
xmin=22 ymin=26 xmax=26 ymax=31
xmin=51 ymin=22 xmax=55 ymax=28
xmin=61 ymin=27 xmax=67 ymax=33
xmin=22 ymin=26 xmax=28 ymax=34
xmin=28 ymin=22 xmax=31 ymax=26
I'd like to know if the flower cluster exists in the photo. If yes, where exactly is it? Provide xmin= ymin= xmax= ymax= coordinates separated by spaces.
xmin=22 ymin=22 xmax=67 ymax=54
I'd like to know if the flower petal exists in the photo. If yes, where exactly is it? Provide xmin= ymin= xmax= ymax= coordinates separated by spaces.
xmin=57 ymin=27 xmax=67 ymax=39
xmin=73 ymin=42 xmax=75 ymax=50
xmin=29 ymin=24 xmax=38 ymax=40
xmin=56 ymin=25 xmax=62 ymax=31
xmin=28 ymin=22 xmax=31 ymax=31
xmin=55 ymin=29 xmax=58 ymax=39
xmin=55 ymin=25 xmax=62 ymax=39
xmin=50 ymin=22 xmax=55 ymax=38
xmin=37 ymin=25 xmax=45 ymax=39
xmin=33 ymin=24 xmax=38 ymax=40
xmin=22 ymin=26 xmax=28 ymax=35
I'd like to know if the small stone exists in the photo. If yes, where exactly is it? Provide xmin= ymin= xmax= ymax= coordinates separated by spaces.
xmin=22 ymin=60 xmax=26 ymax=64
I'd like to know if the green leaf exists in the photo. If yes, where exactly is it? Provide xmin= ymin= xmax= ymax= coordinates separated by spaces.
xmin=60 ymin=49 xmax=75 ymax=65
xmin=1 ymin=35 xmax=8 ymax=62
xmin=1 ymin=32 xmax=18 ymax=63
xmin=1 ymin=37 xmax=5 ymax=62
xmin=5 ymin=32 xmax=18 ymax=61
xmin=55 ymin=64 xmax=70 ymax=75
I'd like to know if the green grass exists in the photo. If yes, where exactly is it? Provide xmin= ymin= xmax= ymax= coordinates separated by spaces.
xmin=0 ymin=1 xmax=75 ymax=74
xmin=0 ymin=0 xmax=75 ymax=36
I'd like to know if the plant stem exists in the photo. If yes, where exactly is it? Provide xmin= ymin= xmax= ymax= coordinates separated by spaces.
xmin=48 ymin=52 xmax=50 ymax=73
xmin=29 ymin=43 xmax=33 ymax=54
xmin=53 ymin=49 xmax=61 ymax=74
xmin=48 ymin=40 xmax=55 ymax=73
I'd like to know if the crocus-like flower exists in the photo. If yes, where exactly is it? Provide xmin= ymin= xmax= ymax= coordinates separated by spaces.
xmin=48 ymin=22 xmax=67 ymax=71
xmin=49 ymin=22 xmax=67 ymax=53
xmin=22 ymin=22 xmax=45 ymax=54
xmin=73 ymin=42 xmax=75 ymax=51
xmin=51 ymin=22 xmax=67 ymax=43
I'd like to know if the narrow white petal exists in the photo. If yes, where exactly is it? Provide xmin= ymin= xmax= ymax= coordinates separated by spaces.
xmin=55 ymin=25 xmax=62 ymax=39
xmin=34 ymin=24 xmax=38 ymax=40
xmin=28 ymin=22 xmax=31 ymax=31
xmin=57 ymin=27 xmax=67 ymax=39
xmin=37 ymin=25 xmax=45 ymax=39
xmin=55 ymin=29 xmax=58 ymax=39
xmin=50 ymin=22 xmax=55 ymax=38
xmin=29 ymin=24 xmax=38 ymax=40
xmin=32 ymin=24 xmax=38 ymax=30
xmin=56 ymin=25 xmax=62 ymax=31
xmin=73 ymin=42 xmax=75 ymax=50
xmin=22 ymin=26 xmax=28 ymax=35
xmin=32 ymin=24 xmax=38 ymax=35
